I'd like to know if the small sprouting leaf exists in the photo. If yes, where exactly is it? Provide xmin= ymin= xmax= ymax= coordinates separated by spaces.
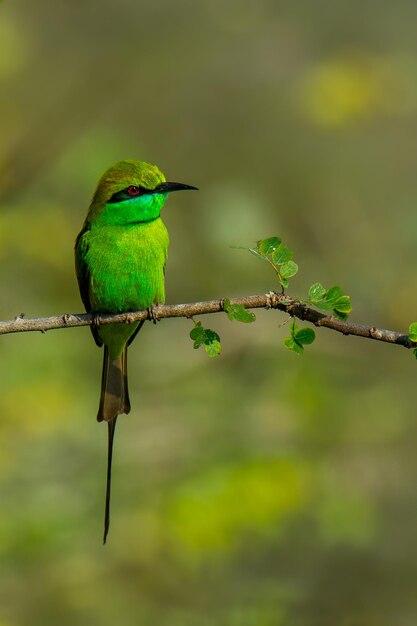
xmin=284 ymin=320 xmax=315 ymax=354
xmin=280 ymin=260 xmax=298 ymax=279
xmin=190 ymin=322 xmax=205 ymax=348
xmin=284 ymin=337 xmax=304 ymax=354
xmin=409 ymin=322 xmax=417 ymax=342
xmin=189 ymin=322 xmax=202 ymax=339
xmin=308 ymin=282 xmax=326 ymax=302
xmin=223 ymin=299 xmax=256 ymax=323
xmin=203 ymin=328 xmax=222 ymax=357
xmin=334 ymin=311 xmax=349 ymax=321
xmin=272 ymin=244 xmax=293 ymax=265
xmin=223 ymin=299 xmax=235 ymax=321
xmin=190 ymin=322 xmax=221 ymax=355
xmin=294 ymin=327 xmax=315 ymax=345
xmin=333 ymin=295 xmax=352 ymax=313
xmin=256 ymin=237 xmax=282 ymax=255
xmin=204 ymin=339 xmax=222 ymax=357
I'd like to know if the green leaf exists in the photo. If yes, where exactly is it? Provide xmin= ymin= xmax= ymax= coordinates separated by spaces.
xmin=333 ymin=295 xmax=352 ymax=313
xmin=314 ymin=299 xmax=334 ymax=311
xmin=324 ymin=286 xmax=343 ymax=306
xmin=409 ymin=322 xmax=417 ymax=342
xmin=249 ymin=247 xmax=268 ymax=262
xmin=294 ymin=327 xmax=315 ymax=345
xmin=285 ymin=320 xmax=315 ymax=354
xmin=308 ymin=282 xmax=326 ymax=302
xmin=224 ymin=299 xmax=256 ymax=323
xmin=272 ymin=244 xmax=293 ymax=265
xmin=223 ymin=298 xmax=235 ymax=321
xmin=235 ymin=308 xmax=256 ymax=322
xmin=190 ymin=322 xmax=205 ymax=348
xmin=204 ymin=329 xmax=220 ymax=344
xmin=284 ymin=337 xmax=304 ymax=354
xmin=190 ymin=322 xmax=221 ymax=353
xmin=204 ymin=339 xmax=222 ymax=357
xmin=280 ymin=277 xmax=289 ymax=289
xmin=334 ymin=310 xmax=349 ymax=321
xmin=309 ymin=283 xmax=352 ymax=319
xmin=311 ymin=286 xmax=343 ymax=310
xmin=280 ymin=260 xmax=298 ymax=278
xmin=222 ymin=300 xmax=238 ymax=320
xmin=189 ymin=322 xmax=203 ymax=340
xmin=256 ymin=237 xmax=282 ymax=255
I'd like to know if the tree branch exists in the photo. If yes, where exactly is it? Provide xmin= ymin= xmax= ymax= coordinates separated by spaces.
xmin=0 ymin=292 xmax=414 ymax=350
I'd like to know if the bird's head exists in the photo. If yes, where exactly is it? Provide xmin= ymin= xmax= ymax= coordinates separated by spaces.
xmin=87 ymin=160 xmax=197 ymax=226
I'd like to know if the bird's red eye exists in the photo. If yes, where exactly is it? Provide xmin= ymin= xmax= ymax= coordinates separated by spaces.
xmin=127 ymin=185 xmax=140 ymax=196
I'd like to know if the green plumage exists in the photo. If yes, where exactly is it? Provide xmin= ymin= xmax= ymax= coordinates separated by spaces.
xmin=78 ymin=216 xmax=169 ymax=357
xmin=75 ymin=159 xmax=196 ymax=543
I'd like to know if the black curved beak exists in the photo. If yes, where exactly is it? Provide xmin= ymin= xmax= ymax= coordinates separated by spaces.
xmin=155 ymin=182 xmax=198 ymax=194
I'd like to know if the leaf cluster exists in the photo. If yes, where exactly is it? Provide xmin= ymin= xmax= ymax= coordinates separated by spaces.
xmin=284 ymin=321 xmax=315 ymax=355
xmin=308 ymin=283 xmax=352 ymax=320
xmin=188 ymin=300 xmax=257 ymax=357
xmin=249 ymin=237 xmax=298 ymax=289
xmin=190 ymin=235 xmax=354 ymax=358
xmin=223 ymin=299 xmax=256 ymax=323
xmin=189 ymin=321 xmax=222 ymax=357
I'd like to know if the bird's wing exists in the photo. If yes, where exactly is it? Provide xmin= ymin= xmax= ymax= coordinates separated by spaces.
xmin=75 ymin=224 xmax=103 ymax=347
xmin=75 ymin=224 xmax=92 ymax=311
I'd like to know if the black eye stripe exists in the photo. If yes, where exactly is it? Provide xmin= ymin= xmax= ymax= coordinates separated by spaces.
xmin=108 ymin=186 xmax=151 ymax=204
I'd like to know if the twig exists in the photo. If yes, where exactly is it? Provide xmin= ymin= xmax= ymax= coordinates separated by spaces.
xmin=0 ymin=293 xmax=414 ymax=349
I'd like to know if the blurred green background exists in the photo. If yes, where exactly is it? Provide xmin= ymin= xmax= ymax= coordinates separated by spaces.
xmin=1 ymin=1 xmax=417 ymax=624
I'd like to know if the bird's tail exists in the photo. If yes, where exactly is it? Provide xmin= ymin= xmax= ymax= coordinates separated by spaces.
xmin=98 ymin=346 xmax=131 ymax=544
xmin=103 ymin=417 xmax=117 ymax=544
xmin=97 ymin=346 xmax=130 ymax=423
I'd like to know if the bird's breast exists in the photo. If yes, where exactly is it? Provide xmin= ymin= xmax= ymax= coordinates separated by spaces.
xmin=86 ymin=218 xmax=169 ymax=313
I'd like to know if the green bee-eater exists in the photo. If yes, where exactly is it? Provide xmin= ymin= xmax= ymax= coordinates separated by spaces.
xmin=75 ymin=160 xmax=197 ymax=543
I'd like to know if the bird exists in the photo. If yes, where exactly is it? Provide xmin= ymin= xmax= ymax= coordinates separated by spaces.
xmin=75 ymin=160 xmax=197 ymax=543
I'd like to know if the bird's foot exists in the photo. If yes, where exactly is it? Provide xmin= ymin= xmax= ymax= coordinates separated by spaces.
xmin=92 ymin=312 xmax=101 ymax=329
xmin=147 ymin=306 xmax=160 ymax=325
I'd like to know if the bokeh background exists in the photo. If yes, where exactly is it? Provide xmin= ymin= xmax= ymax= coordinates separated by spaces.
xmin=1 ymin=1 xmax=417 ymax=624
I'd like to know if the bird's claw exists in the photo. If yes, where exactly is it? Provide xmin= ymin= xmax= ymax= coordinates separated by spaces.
xmin=147 ymin=306 xmax=159 ymax=324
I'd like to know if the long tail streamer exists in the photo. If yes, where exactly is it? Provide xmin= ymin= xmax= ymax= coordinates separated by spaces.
xmin=103 ymin=417 xmax=117 ymax=544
